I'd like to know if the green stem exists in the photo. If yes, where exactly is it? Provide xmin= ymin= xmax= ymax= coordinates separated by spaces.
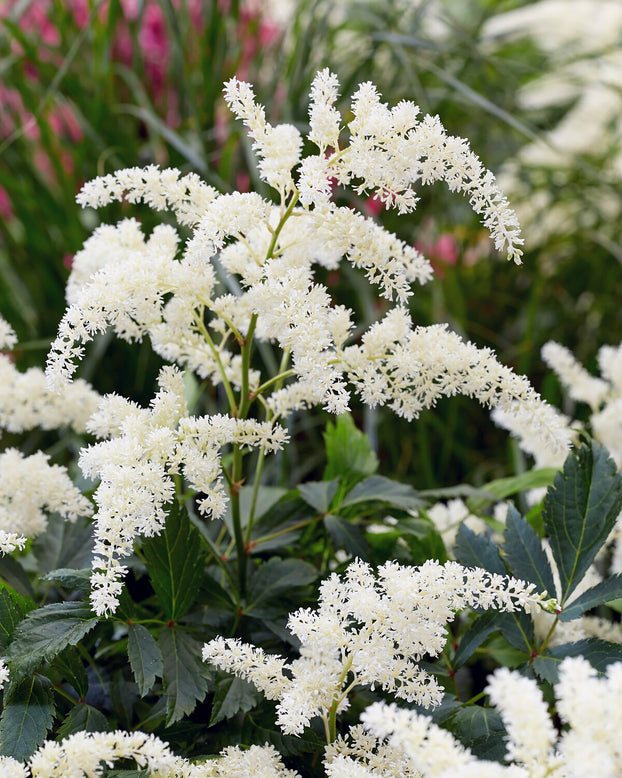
xmin=245 ymin=447 xmax=267 ymax=545
xmin=230 ymin=444 xmax=247 ymax=597
xmin=327 ymin=656 xmax=354 ymax=743
xmin=536 ymin=614 xmax=559 ymax=657
xmin=194 ymin=311 xmax=237 ymax=412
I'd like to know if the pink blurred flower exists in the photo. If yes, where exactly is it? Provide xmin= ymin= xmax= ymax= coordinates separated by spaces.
xmin=363 ymin=195 xmax=384 ymax=218
xmin=415 ymin=232 xmax=459 ymax=278
xmin=0 ymin=185 xmax=14 ymax=222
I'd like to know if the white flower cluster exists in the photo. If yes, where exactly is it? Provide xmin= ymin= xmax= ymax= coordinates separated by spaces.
xmin=483 ymin=1 xmax=622 ymax=249
xmin=356 ymin=656 xmax=622 ymax=777
xmin=0 ymin=315 xmax=98 ymax=435
xmin=81 ymin=365 xmax=287 ymax=616
xmin=203 ymin=558 xmax=549 ymax=736
xmin=0 ymin=448 xmax=92 ymax=556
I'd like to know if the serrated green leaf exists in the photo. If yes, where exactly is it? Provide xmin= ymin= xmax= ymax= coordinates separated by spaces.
xmin=323 ymin=413 xmax=379 ymax=485
xmin=496 ymin=611 xmax=534 ymax=655
xmin=559 ymin=574 xmax=622 ymax=621
xmin=532 ymin=639 xmax=622 ymax=684
xmin=340 ymin=475 xmax=424 ymax=510
xmin=453 ymin=612 xmax=500 ymax=668
xmin=143 ymin=503 xmax=205 ymax=620
xmin=53 ymin=646 xmax=88 ymax=699
xmin=56 ymin=703 xmax=109 ymax=739
xmin=7 ymin=602 xmax=99 ymax=680
xmin=324 ymin=514 xmax=370 ymax=559
xmin=543 ymin=442 xmax=622 ymax=603
xmin=298 ymin=479 xmax=339 ymax=513
xmin=128 ymin=623 xmax=163 ymax=697
xmin=159 ymin=628 xmax=210 ymax=725
xmin=0 ymin=675 xmax=55 ymax=761
xmin=246 ymin=558 xmax=317 ymax=618
xmin=454 ymin=523 xmax=506 ymax=576
xmin=448 ymin=706 xmax=507 ymax=761
xmin=43 ymin=568 xmax=91 ymax=592
xmin=209 ymin=675 xmax=261 ymax=726
xmin=32 ymin=513 xmax=94 ymax=574
xmin=0 ymin=587 xmax=32 ymax=651
xmin=503 ymin=506 xmax=556 ymax=597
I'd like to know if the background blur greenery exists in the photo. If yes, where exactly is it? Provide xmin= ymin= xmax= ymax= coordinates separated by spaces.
xmin=2 ymin=0 xmax=621 ymax=488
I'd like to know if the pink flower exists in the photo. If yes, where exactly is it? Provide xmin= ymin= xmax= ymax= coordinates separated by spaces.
xmin=0 ymin=185 xmax=14 ymax=222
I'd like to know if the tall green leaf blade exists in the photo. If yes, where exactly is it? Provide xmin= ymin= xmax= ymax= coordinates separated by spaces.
xmin=159 ymin=628 xmax=210 ymax=725
xmin=559 ymin=574 xmax=622 ymax=622
xmin=7 ymin=602 xmax=99 ymax=680
xmin=454 ymin=524 xmax=506 ymax=576
xmin=143 ymin=503 xmax=205 ymax=620
xmin=543 ymin=442 xmax=622 ymax=603
xmin=128 ymin=623 xmax=163 ymax=697
xmin=0 ymin=675 xmax=55 ymax=761
xmin=503 ymin=506 xmax=556 ymax=597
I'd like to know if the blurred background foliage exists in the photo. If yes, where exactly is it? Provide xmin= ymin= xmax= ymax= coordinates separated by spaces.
xmin=2 ymin=0 xmax=621 ymax=488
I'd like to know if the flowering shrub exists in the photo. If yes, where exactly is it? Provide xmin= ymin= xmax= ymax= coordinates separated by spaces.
xmin=1 ymin=64 xmax=621 ymax=777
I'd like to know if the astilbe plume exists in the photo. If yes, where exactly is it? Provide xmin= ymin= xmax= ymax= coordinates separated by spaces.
xmin=42 ymin=70 xmax=570 ymax=614
xmin=203 ymin=558 xmax=552 ymax=738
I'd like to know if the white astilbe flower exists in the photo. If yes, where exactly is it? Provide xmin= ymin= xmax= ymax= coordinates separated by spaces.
xmin=0 ymin=315 xmax=17 ymax=350
xmin=0 ymin=756 xmax=27 ymax=778
xmin=224 ymin=78 xmax=302 ymax=193
xmin=0 ymin=315 xmax=99 ymax=436
xmin=0 ymin=659 xmax=9 ymax=691
xmin=0 ymin=448 xmax=92 ymax=555
xmin=486 ymin=667 xmax=559 ymax=773
xmin=76 ymin=165 xmax=218 ymax=227
xmin=419 ymin=498 xmax=490 ymax=554
xmin=81 ymin=366 xmax=287 ymax=616
xmin=342 ymin=312 xmax=571 ymax=457
xmin=555 ymin=657 xmax=622 ymax=777
xmin=542 ymin=341 xmax=610 ymax=412
xmin=203 ymin=558 xmax=549 ymax=736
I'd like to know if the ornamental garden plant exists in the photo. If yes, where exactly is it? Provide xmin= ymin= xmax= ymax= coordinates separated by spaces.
xmin=2 ymin=3 xmax=622 ymax=777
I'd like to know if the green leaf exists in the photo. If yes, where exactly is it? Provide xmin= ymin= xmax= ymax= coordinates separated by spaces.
xmin=543 ymin=442 xmax=622 ymax=603
xmin=453 ymin=612 xmax=500 ymax=668
xmin=128 ymin=623 xmax=163 ymax=697
xmin=143 ymin=503 xmax=205 ymax=620
xmin=8 ymin=602 xmax=99 ymax=680
xmin=246 ymin=558 xmax=317 ymax=618
xmin=454 ymin=524 xmax=506 ymax=576
xmin=447 ymin=706 xmax=507 ymax=761
xmin=43 ymin=567 xmax=91 ymax=592
xmin=0 ymin=555 xmax=35 ymax=599
xmin=298 ymin=479 xmax=339 ymax=513
xmin=453 ymin=611 xmax=533 ymax=667
xmin=559 ymin=574 xmax=622 ymax=621
xmin=324 ymin=514 xmax=370 ymax=559
xmin=0 ymin=586 xmax=32 ymax=651
xmin=159 ymin=627 xmax=210 ymax=725
xmin=503 ymin=506 xmax=556 ymax=597
xmin=0 ymin=675 xmax=55 ymax=761
xmin=32 ymin=513 xmax=94 ymax=574
xmin=340 ymin=475 xmax=424 ymax=510
xmin=323 ymin=413 xmax=378 ymax=483
xmin=56 ymin=703 xmax=109 ymax=738
xmin=532 ymin=639 xmax=622 ymax=684
xmin=53 ymin=647 xmax=88 ymax=699
xmin=209 ymin=675 xmax=261 ymax=726
xmin=465 ymin=469 xmax=557 ymax=513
